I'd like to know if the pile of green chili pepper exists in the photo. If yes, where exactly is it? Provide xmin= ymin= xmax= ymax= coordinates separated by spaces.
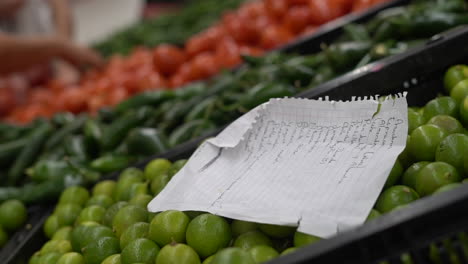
xmin=93 ymin=0 xmax=247 ymax=57
xmin=0 ymin=0 xmax=466 ymax=204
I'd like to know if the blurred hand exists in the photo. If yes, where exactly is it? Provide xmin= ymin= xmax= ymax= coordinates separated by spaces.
xmin=58 ymin=40 xmax=105 ymax=70
xmin=0 ymin=0 xmax=24 ymax=17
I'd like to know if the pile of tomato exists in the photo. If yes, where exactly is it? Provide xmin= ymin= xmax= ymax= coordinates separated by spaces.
xmin=2 ymin=0 xmax=390 ymax=124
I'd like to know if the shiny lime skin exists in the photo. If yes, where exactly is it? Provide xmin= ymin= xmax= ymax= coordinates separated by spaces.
xmin=293 ymin=232 xmax=321 ymax=247
xmin=210 ymin=248 xmax=255 ymax=264
xmin=409 ymin=125 xmax=449 ymax=161
xmin=451 ymin=79 xmax=468 ymax=104
xmin=402 ymin=161 xmax=430 ymax=189
xmin=408 ymin=108 xmax=425 ymax=134
xmin=415 ymin=162 xmax=461 ymax=196
xmin=427 ymin=115 xmax=464 ymax=134
xmin=444 ymin=65 xmax=468 ymax=93
xmin=435 ymin=133 xmax=468 ymax=174
xmin=366 ymin=209 xmax=381 ymax=221
xmin=434 ymin=183 xmax=462 ymax=194
xmin=461 ymin=97 xmax=468 ymax=127
xmin=375 ymin=185 xmax=419 ymax=213
xmin=423 ymin=97 xmax=459 ymax=121
xmin=384 ymin=160 xmax=403 ymax=189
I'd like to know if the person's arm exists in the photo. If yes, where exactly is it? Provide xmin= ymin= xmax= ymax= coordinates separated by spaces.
xmin=48 ymin=0 xmax=72 ymax=39
xmin=0 ymin=33 xmax=103 ymax=74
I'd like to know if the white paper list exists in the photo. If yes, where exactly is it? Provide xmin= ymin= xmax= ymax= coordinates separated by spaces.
xmin=148 ymin=96 xmax=408 ymax=238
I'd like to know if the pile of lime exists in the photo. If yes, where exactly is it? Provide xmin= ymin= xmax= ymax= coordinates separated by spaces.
xmin=28 ymin=64 xmax=468 ymax=264
xmin=30 ymin=158 xmax=320 ymax=264
xmin=0 ymin=199 xmax=27 ymax=249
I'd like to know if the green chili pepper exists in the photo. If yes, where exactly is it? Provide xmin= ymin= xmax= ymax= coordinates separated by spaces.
xmin=168 ymin=120 xmax=217 ymax=147
xmin=125 ymin=128 xmax=169 ymax=156
xmin=28 ymin=160 xmax=71 ymax=183
xmin=0 ymin=178 xmax=65 ymax=203
xmin=90 ymin=155 xmax=134 ymax=173
xmin=115 ymin=90 xmax=175 ymax=113
xmin=101 ymin=107 xmax=155 ymax=150
xmin=325 ymin=41 xmax=373 ymax=72
xmin=343 ymin=24 xmax=371 ymax=41
xmin=239 ymin=83 xmax=295 ymax=110
xmin=185 ymin=97 xmax=217 ymax=123
xmin=44 ymin=115 xmax=87 ymax=151
xmin=0 ymin=137 xmax=28 ymax=167
xmin=65 ymin=135 xmax=88 ymax=161
xmin=84 ymin=119 xmax=103 ymax=157
xmin=51 ymin=112 xmax=76 ymax=127
xmin=7 ymin=123 xmax=52 ymax=186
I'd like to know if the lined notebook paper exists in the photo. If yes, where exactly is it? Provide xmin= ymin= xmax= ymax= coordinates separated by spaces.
xmin=148 ymin=96 xmax=408 ymax=238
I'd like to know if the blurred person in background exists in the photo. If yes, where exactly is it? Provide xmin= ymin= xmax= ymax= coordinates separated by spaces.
xmin=0 ymin=0 xmax=103 ymax=75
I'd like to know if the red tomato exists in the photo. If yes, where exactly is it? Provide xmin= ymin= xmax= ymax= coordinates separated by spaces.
xmin=283 ymin=5 xmax=313 ymax=33
xmin=87 ymin=95 xmax=107 ymax=114
xmin=372 ymin=0 xmax=390 ymax=6
xmin=137 ymin=72 xmax=167 ymax=92
xmin=153 ymin=44 xmax=186 ymax=76
xmin=169 ymin=74 xmax=188 ymax=88
xmin=107 ymin=87 xmax=128 ymax=106
xmin=260 ymin=25 xmax=293 ymax=50
xmin=264 ymin=0 xmax=289 ymax=19
xmin=185 ymin=26 xmax=225 ymax=56
xmin=190 ymin=53 xmax=219 ymax=80
xmin=286 ymin=0 xmax=309 ymax=5
xmin=215 ymin=37 xmax=242 ymax=68
xmin=223 ymin=15 xmax=259 ymax=45
xmin=308 ymin=0 xmax=346 ymax=25
xmin=28 ymin=88 xmax=52 ymax=105
xmin=62 ymin=88 xmax=87 ymax=113
xmin=301 ymin=25 xmax=319 ymax=36
xmin=238 ymin=1 xmax=266 ymax=19
xmin=239 ymin=46 xmax=264 ymax=57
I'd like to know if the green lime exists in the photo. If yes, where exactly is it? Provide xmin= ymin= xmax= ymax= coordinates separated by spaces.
xmin=444 ymin=65 xmax=468 ymax=93
xmin=55 ymin=203 xmax=82 ymax=227
xmin=92 ymin=180 xmax=117 ymax=198
xmin=101 ymin=254 xmax=121 ymax=264
xmin=464 ymin=146 xmax=468 ymax=177
xmin=249 ymin=245 xmax=279 ymax=263
xmin=366 ymin=209 xmax=381 ymax=221
xmin=202 ymin=256 xmax=214 ymax=264
xmin=0 ymin=225 xmax=8 ymax=247
xmin=434 ymin=183 xmax=462 ymax=194
xmin=234 ymin=231 xmax=273 ymax=250
xmin=83 ymin=236 xmax=120 ymax=264
xmin=415 ymin=162 xmax=461 ymax=196
xmin=211 ymin=248 xmax=255 ymax=264
xmin=148 ymin=212 xmax=158 ymax=223
xmin=120 ymin=222 xmax=149 ymax=250
xmin=409 ymin=124 xmax=449 ymax=161
xmin=86 ymin=195 xmax=114 ymax=209
xmin=77 ymin=225 xmax=115 ymax=252
xmin=408 ymin=108 xmax=425 ymax=134
xmin=375 ymin=185 xmax=419 ymax=213
xmin=150 ymin=173 xmax=171 ymax=196
xmin=29 ymin=252 xmax=41 ymax=264
xmin=121 ymin=238 xmax=160 ymax=264
xmin=112 ymin=205 xmax=148 ymax=237
xmin=37 ymin=252 xmax=62 ymax=264
xmin=460 ymin=97 xmax=468 ymax=127
xmin=384 ymin=160 xmax=403 ymax=188
xmin=168 ymin=160 xmax=187 ymax=178
xmin=451 ymin=79 xmax=468 ymax=104
xmin=402 ymin=161 xmax=431 ymax=189
xmin=129 ymin=194 xmax=153 ymax=208
xmin=41 ymin=239 xmax=72 ymax=254
xmin=149 ymin=210 xmax=190 ymax=247
xmin=293 ymin=232 xmax=320 ymax=247
xmin=70 ymin=222 xmax=99 ymax=251
xmin=119 ymin=168 xmax=144 ymax=181
xmin=76 ymin=205 xmax=106 ymax=225
xmin=423 ymin=96 xmax=459 ymax=121
xmin=398 ymin=137 xmax=414 ymax=168
xmin=103 ymin=201 xmax=128 ymax=227
xmin=186 ymin=214 xmax=232 ymax=258
xmin=280 ymin=247 xmax=297 ymax=256
xmin=56 ymin=252 xmax=85 ymax=264
xmin=258 ymin=224 xmax=295 ymax=238
xmin=427 ymin=115 xmax=464 ymax=134
xmin=114 ymin=170 xmax=144 ymax=202
xmin=0 ymin=199 xmax=27 ymax=231
xmin=144 ymin=159 xmax=172 ymax=181
xmin=156 ymin=243 xmax=201 ymax=264
xmin=52 ymin=226 xmax=73 ymax=241
xmin=435 ymin=133 xmax=468 ymax=174
xmin=128 ymin=182 xmax=149 ymax=200
xmin=231 ymin=220 xmax=258 ymax=237
xmin=59 ymin=186 xmax=90 ymax=207
xmin=44 ymin=215 xmax=61 ymax=238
